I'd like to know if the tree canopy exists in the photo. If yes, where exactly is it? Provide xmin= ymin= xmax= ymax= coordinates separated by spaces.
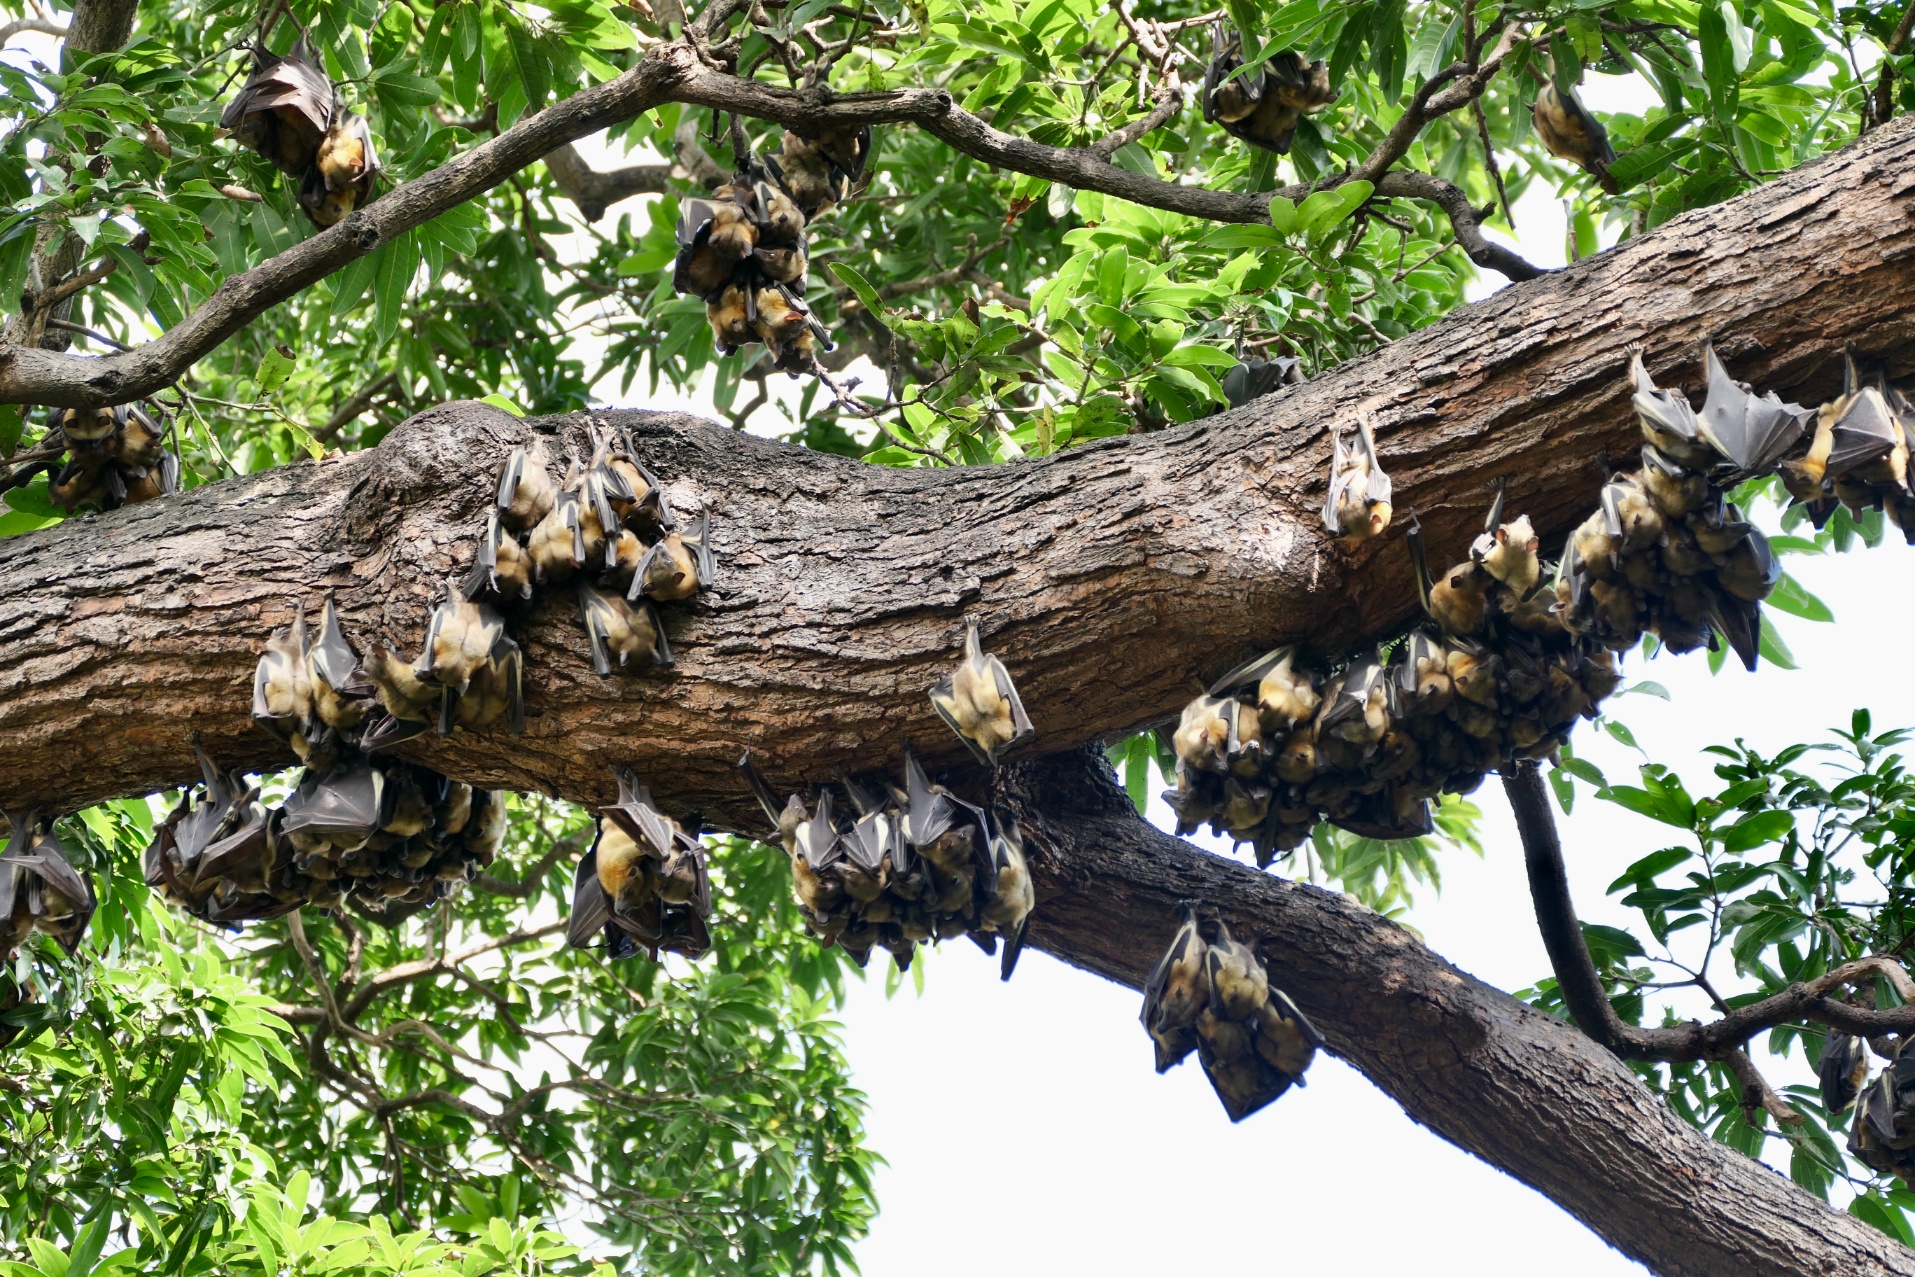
xmin=6 ymin=0 xmax=1915 ymax=1272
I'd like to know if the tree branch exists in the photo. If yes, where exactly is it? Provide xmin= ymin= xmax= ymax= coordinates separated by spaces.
xmin=0 ymin=17 xmax=66 ymax=44
xmin=544 ymin=143 xmax=674 ymax=223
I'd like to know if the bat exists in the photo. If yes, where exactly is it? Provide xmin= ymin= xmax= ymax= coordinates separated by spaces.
xmin=1631 ymin=346 xmax=1723 ymax=472
xmin=629 ymin=508 xmax=717 ymax=603
xmin=596 ymin=427 xmax=668 ymax=534
xmin=1202 ymin=27 xmax=1263 ymax=124
xmin=1407 ymin=511 xmax=1489 ymax=637
xmin=463 ymin=507 xmax=535 ymax=603
xmin=753 ymin=282 xmax=834 ymax=373
xmin=0 ymin=810 xmax=96 ymax=956
xmin=1322 ymin=411 xmax=1392 ymax=539
xmin=1694 ymin=342 xmax=1807 ymax=476
xmin=355 ymin=643 xmax=440 ymax=749
xmin=1266 ymin=50 xmax=1337 ymax=110
xmin=316 ymin=96 xmax=378 ymax=193
xmin=527 ymin=484 xmax=584 ymax=584
xmin=977 ymin=808 xmax=1033 ymax=981
xmin=577 ymin=584 xmax=673 ymax=674
xmin=253 ymin=599 xmax=314 ymax=744
xmin=1254 ymin=985 xmax=1323 ymax=1081
xmin=53 ymin=403 xmax=122 ymax=447
xmin=1398 ymin=629 xmax=1454 ymax=715
xmin=1204 ymin=31 xmax=1333 ymax=154
xmin=1531 ymin=82 xmax=1615 ymax=188
xmin=1221 ymin=354 xmax=1304 ymax=408
xmin=752 ymin=244 xmax=807 ymax=286
xmin=109 ymin=404 xmax=167 ymax=470
xmin=1139 ymin=903 xmax=1208 ymax=1073
xmin=565 ymin=841 xmax=613 ymax=950
xmin=414 ymin=579 xmax=507 ymax=698
xmin=1827 ymin=373 xmax=1906 ymax=497
xmin=752 ymin=178 xmax=806 ymax=247
xmin=1639 ymin=444 xmax=1710 ymax=519
xmin=220 ymin=36 xmax=334 ymax=176
xmin=48 ymin=457 xmax=125 ymax=513
xmin=1469 ymin=484 xmax=1541 ymax=596
xmin=450 ymin=630 xmax=524 ymax=734
xmin=768 ymin=126 xmax=869 ymax=219
xmin=707 ymin=282 xmax=756 ymax=355
xmin=496 ymin=439 xmax=557 ymax=532
xmin=280 ymin=761 xmax=386 ymax=842
xmin=308 ymin=594 xmax=370 ymax=732
xmin=1195 ymin=1007 xmax=1293 ymax=1122
xmin=1208 ymin=645 xmax=1320 ymax=733
xmin=1204 ymin=919 xmax=1268 ymax=1020
xmin=1713 ymin=522 xmax=1781 ymax=603
xmin=674 ymin=187 xmax=760 ymax=302
xmin=928 ymin=617 xmax=1035 ymax=767
xmin=739 ymin=749 xmax=806 ymax=848
xmin=1600 ymin=473 xmax=1664 ymax=553
xmin=1317 ymin=651 xmax=1393 ymax=771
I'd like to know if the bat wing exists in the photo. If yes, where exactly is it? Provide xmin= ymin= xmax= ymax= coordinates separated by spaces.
xmin=311 ymin=597 xmax=360 ymax=689
xmin=843 ymin=813 xmax=888 ymax=872
xmin=1208 ymin=646 xmax=1291 ymax=697
xmin=21 ymin=841 xmax=91 ymax=915
xmin=929 ymin=693 xmax=995 ymax=768
xmin=627 ymin=540 xmax=674 ymax=601
xmin=638 ymin=598 xmax=674 ymax=667
xmin=497 ymin=638 xmax=525 ymax=735
xmin=496 ymin=446 xmax=526 ymax=511
xmin=577 ymin=588 xmax=613 ymax=677
xmin=988 ymin=656 xmax=1036 ymax=742
xmin=462 ymin=515 xmax=501 ymax=599
xmin=1329 ymin=791 xmax=1433 ymax=841
xmin=567 ymin=847 xmax=612 ymax=949
xmin=660 ymin=905 xmax=712 ymax=960
xmin=1745 ymin=395 xmax=1809 ymax=474
xmin=1829 ymin=390 xmax=1900 ymax=475
xmin=690 ymin=510 xmax=718 ymax=586
xmin=1564 ymin=88 xmax=1616 ymax=166
xmin=999 ymin=914 xmax=1028 ymax=982
xmin=360 ymin=709 xmax=428 ymax=752
xmin=1267 ymin=986 xmax=1326 ymax=1049
xmin=196 ymin=805 xmax=269 ymax=884
xmin=287 ymin=764 xmax=384 ymax=837
xmin=1358 ymin=419 xmax=1392 ymax=505
xmin=1320 ymin=438 xmax=1351 ymax=533
xmin=351 ymin=113 xmax=380 ymax=180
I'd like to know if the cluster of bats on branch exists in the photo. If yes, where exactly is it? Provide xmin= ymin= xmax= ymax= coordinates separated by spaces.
xmin=1171 ymin=337 xmax=1895 ymax=868
xmin=220 ymin=34 xmax=381 ymax=228
xmin=1142 ymin=906 xmax=1322 ymax=1121
xmin=726 ymin=620 xmax=1038 ymax=977
xmin=1826 ymin=1032 xmax=1915 ymax=1185
xmin=0 ymin=810 xmax=94 ymax=1046
xmin=4 ymin=402 xmax=181 ymax=514
xmin=672 ymin=125 xmax=870 ymax=374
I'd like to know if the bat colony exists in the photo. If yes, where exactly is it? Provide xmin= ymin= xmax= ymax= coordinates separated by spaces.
xmin=733 ymin=619 xmax=1038 ymax=978
xmin=669 ymin=125 xmax=870 ymax=374
xmin=1 ymin=401 xmax=182 ymax=514
xmin=220 ymin=35 xmax=381 ymax=228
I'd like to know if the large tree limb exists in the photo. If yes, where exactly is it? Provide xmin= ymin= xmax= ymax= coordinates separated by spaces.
xmin=5 ymin=110 xmax=1913 ymax=819
xmin=1001 ymin=748 xmax=1915 ymax=1277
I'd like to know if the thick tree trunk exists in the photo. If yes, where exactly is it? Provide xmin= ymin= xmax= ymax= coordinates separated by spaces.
xmin=6 ymin=95 xmax=1915 ymax=1277
xmin=1003 ymin=750 xmax=1915 ymax=1277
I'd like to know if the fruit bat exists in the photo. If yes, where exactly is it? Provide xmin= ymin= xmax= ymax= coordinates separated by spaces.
xmin=1629 ymin=349 xmax=1719 ymax=471
xmin=1826 ymin=370 xmax=1906 ymax=493
xmin=674 ymin=188 xmax=759 ymax=298
xmin=600 ymin=767 xmax=710 ymax=917
xmin=578 ymin=583 xmax=672 ymax=674
xmin=53 ymin=403 xmax=122 ymax=447
xmin=0 ymin=810 xmax=95 ymax=956
xmin=451 ymin=631 xmax=524 ymax=734
xmin=1852 ymin=1057 xmax=1915 ymax=1169
xmin=753 ymin=243 xmax=808 ymax=286
xmin=1140 ymin=904 xmax=1208 ymax=1072
xmin=1322 ymin=413 xmax=1392 ymax=540
xmin=1317 ymin=651 xmax=1392 ymax=770
xmin=1639 ymin=445 xmax=1710 ymax=519
xmin=109 ymin=404 xmax=167 ymax=470
xmin=464 ymin=507 xmax=535 ymax=603
xmin=754 ymin=282 xmax=835 ymax=373
xmin=1205 ymin=920 xmax=1268 ymax=1019
xmin=220 ymin=36 xmax=334 ymax=176
xmin=527 ymin=485 xmax=585 ymax=584
xmin=1601 ymin=473 xmax=1664 ymax=553
xmin=1469 ymin=485 xmax=1542 ymax=596
xmin=355 ymin=643 xmax=439 ymax=748
xmin=48 ymin=457 xmax=125 ymax=513
xmin=768 ymin=126 xmax=869 ymax=219
xmin=1254 ymin=986 xmax=1323 ymax=1080
xmin=928 ymin=617 xmax=1034 ymax=767
xmin=978 ymin=808 xmax=1033 ymax=981
xmin=629 ymin=508 xmax=717 ymax=603
xmin=308 ymin=594 xmax=371 ymax=732
xmin=602 ymin=431 xmax=670 ymax=536
xmin=1407 ymin=512 xmax=1490 ymax=637
xmin=496 ymin=439 xmax=557 ymax=532
xmin=1208 ymin=645 xmax=1320 ymax=733
xmin=1195 ymin=1007 xmax=1294 ymax=1122
xmin=752 ymin=177 xmax=806 ymax=246
xmin=1693 ymin=342 xmax=1806 ymax=476
xmin=316 ymin=95 xmax=378 ymax=193
xmin=415 ymin=579 xmax=507 ymax=697
xmin=1203 ymin=31 xmax=1334 ymax=155
xmin=1398 ymin=629 xmax=1454 ymax=715
xmin=1221 ymin=355 xmax=1304 ymax=408
xmin=280 ymin=761 xmax=387 ymax=843
xmin=708 ymin=282 xmax=756 ymax=355
xmin=1532 ymin=82 xmax=1615 ymax=188
xmin=253 ymin=599 xmax=314 ymax=743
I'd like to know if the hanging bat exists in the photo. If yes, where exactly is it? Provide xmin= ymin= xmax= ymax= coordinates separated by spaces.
xmin=463 ymin=507 xmax=535 ymax=603
xmin=1532 ymin=82 xmax=1615 ymax=189
xmin=1209 ymin=645 xmax=1320 ymax=733
xmin=253 ymin=599 xmax=314 ymax=744
xmin=307 ymin=594 xmax=370 ymax=732
xmin=1627 ymin=349 xmax=1718 ymax=472
xmin=1826 ymin=365 xmax=1906 ymax=496
xmin=1638 ymin=444 xmax=1710 ymax=519
xmin=752 ymin=243 xmax=808 ymax=286
xmin=497 ymin=439 xmax=557 ymax=531
xmin=451 ymin=631 xmax=524 ymax=734
xmin=316 ymin=95 xmax=378 ymax=192
xmin=355 ymin=643 xmax=440 ymax=749
xmin=978 ymin=808 xmax=1033 ymax=981
xmin=108 ymin=404 xmax=167 ymax=470
xmin=527 ymin=483 xmax=586 ymax=584
xmin=1221 ymin=355 xmax=1304 ymax=409
xmin=1692 ymin=342 xmax=1807 ymax=476
xmin=0 ymin=810 xmax=96 ymax=957
xmin=768 ymin=126 xmax=869 ymax=219
xmin=47 ymin=457 xmax=125 ymax=513
xmin=578 ymin=584 xmax=672 ymax=674
xmin=1322 ymin=411 xmax=1393 ymax=540
xmin=629 ymin=508 xmax=717 ymax=603
xmin=52 ymin=403 xmax=122 ymax=448
xmin=1202 ymin=25 xmax=1262 ymax=124
xmin=1600 ymin=473 xmax=1664 ymax=553
xmin=280 ymin=761 xmax=387 ymax=843
xmin=1317 ymin=651 xmax=1393 ymax=771
xmin=1407 ymin=512 xmax=1490 ymax=637
xmin=220 ymin=36 xmax=334 ymax=177
xmin=1821 ymin=1033 xmax=1870 ymax=1115
xmin=1195 ymin=1006 xmax=1294 ymax=1122
xmin=1140 ymin=903 xmax=1208 ymax=1072
xmin=414 ymin=579 xmax=507 ymax=698
xmin=674 ymin=189 xmax=759 ymax=298
xmin=752 ymin=177 xmax=807 ymax=247
xmin=708 ymin=282 xmax=757 ymax=355
xmin=928 ymin=617 xmax=1035 ymax=768
xmin=1254 ymin=985 xmax=1323 ymax=1081
xmin=1205 ymin=921 xmax=1268 ymax=1019
xmin=1468 ymin=484 xmax=1542 ymax=596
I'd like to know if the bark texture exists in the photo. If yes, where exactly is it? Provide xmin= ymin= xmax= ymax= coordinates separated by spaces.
xmin=1005 ymin=750 xmax=1915 ymax=1277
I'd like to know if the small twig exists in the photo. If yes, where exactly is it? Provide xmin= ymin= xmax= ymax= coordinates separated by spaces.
xmin=45 ymin=318 xmax=127 ymax=351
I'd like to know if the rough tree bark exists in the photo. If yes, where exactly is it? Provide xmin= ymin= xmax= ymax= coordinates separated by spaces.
xmin=6 ymin=78 xmax=1915 ymax=1277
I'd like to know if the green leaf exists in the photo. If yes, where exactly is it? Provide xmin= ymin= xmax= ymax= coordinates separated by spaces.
xmin=256 ymin=346 xmax=295 ymax=394
xmin=830 ymin=262 xmax=886 ymax=319
xmin=1296 ymin=180 xmax=1374 ymax=234
xmin=1720 ymin=809 xmax=1795 ymax=853
xmin=1766 ymin=572 xmax=1833 ymax=622
xmin=479 ymin=394 xmax=524 ymax=416
xmin=1698 ymin=0 xmax=1741 ymax=138
xmin=1758 ymin=613 xmax=1797 ymax=670
xmin=1265 ymin=195 xmax=1298 ymax=234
